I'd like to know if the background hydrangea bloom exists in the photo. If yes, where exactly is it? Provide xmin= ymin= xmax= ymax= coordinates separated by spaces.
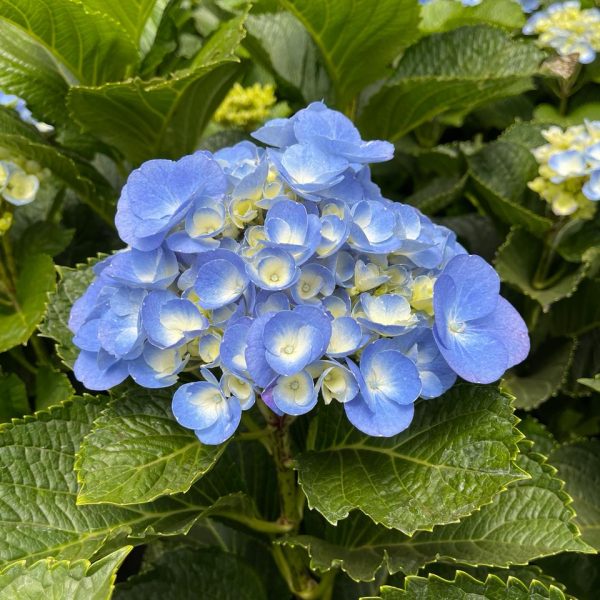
xmin=69 ymin=103 xmax=529 ymax=444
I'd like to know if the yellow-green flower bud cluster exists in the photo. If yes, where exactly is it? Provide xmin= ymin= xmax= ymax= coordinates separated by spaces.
xmin=214 ymin=83 xmax=280 ymax=130
xmin=0 ymin=147 xmax=46 ymax=208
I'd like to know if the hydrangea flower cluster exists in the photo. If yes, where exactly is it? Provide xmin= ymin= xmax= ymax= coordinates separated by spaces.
xmin=69 ymin=102 xmax=529 ymax=444
xmin=523 ymin=1 xmax=600 ymax=64
xmin=0 ymin=91 xmax=52 ymax=212
xmin=529 ymin=121 xmax=600 ymax=217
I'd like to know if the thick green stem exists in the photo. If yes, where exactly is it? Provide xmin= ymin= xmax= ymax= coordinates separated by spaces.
xmin=261 ymin=402 xmax=320 ymax=599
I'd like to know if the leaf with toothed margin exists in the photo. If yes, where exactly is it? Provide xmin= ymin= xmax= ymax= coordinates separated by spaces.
xmin=0 ymin=395 xmax=274 ymax=568
xmin=75 ymin=387 xmax=226 ymax=506
xmin=295 ymin=385 xmax=525 ymax=535
xmin=549 ymin=440 xmax=600 ymax=551
xmin=284 ymin=442 xmax=592 ymax=581
xmin=0 ymin=547 xmax=130 ymax=600
xmin=501 ymin=338 xmax=575 ymax=411
xmin=363 ymin=570 xmax=567 ymax=600
xmin=38 ymin=258 xmax=101 ymax=369
xmin=495 ymin=227 xmax=599 ymax=311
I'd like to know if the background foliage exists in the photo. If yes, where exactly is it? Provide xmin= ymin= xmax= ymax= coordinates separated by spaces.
xmin=0 ymin=0 xmax=598 ymax=598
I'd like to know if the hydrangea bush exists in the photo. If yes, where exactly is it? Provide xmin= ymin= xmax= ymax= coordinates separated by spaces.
xmin=0 ymin=1 xmax=598 ymax=599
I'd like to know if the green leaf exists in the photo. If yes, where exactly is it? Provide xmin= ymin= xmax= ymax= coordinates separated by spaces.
xmin=0 ymin=395 xmax=277 ymax=568
xmin=404 ymin=174 xmax=467 ymax=215
xmin=359 ymin=27 xmax=543 ymax=141
xmin=534 ymin=102 xmax=600 ymax=128
xmin=0 ymin=373 xmax=29 ymax=422
xmin=295 ymin=385 xmax=525 ymax=534
xmin=287 ymin=443 xmax=592 ymax=580
xmin=245 ymin=11 xmax=331 ymax=103
xmin=0 ymin=547 xmax=130 ymax=600
xmin=549 ymin=440 xmax=600 ymax=550
xmin=544 ymin=279 xmax=600 ymax=337
xmin=114 ymin=547 xmax=267 ymax=600
xmin=495 ymin=227 xmax=597 ymax=310
xmin=501 ymin=338 xmax=575 ymax=411
xmin=39 ymin=259 xmax=98 ymax=369
xmin=67 ymin=14 xmax=247 ymax=164
xmin=0 ymin=108 xmax=115 ymax=222
xmin=467 ymin=141 xmax=552 ymax=237
xmin=0 ymin=0 xmax=138 ymax=85
xmin=279 ymin=0 xmax=420 ymax=107
xmin=419 ymin=0 xmax=525 ymax=34
xmin=75 ymin=387 xmax=226 ymax=505
xmin=0 ymin=253 xmax=56 ymax=353
xmin=80 ymin=0 xmax=170 ymax=52
xmin=366 ymin=571 xmax=566 ymax=600
xmin=14 ymin=222 xmax=75 ymax=261
xmin=34 ymin=366 xmax=74 ymax=411
xmin=578 ymin=374 xmax=600 ymax=392
xmin=517 ymin=416 xmax=558 ymax=458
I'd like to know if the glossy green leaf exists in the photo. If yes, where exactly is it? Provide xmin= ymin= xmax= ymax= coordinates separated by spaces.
xmin=0 ymin=253 xmax=56 ymax=353
xmin=0 ymin=396 xmax=275 ymax=568
xmin=0 ymin=547 xmax=130 ymax=600
xmin=502 ymin=338 xmax=575 ymax=411
xmin=279 ymin=0 xmax=420 ymax=107
xmin=0 ymin=0 xmax=138 ymax=128
xmin=287 ymin=444 xmax=591 ymax=580
xmin=114 ymin=547 xmax=266 ymax=600
xmin=0 ymin=374 xmax=29 ymax=423
xmin=467 ymin=142 xmax=552 ymax=237
xmin=295 ymin=385 xmax=524 ymax=534
xmin=365 ymin=571 xmax=566 ymax=600
xmin=549 ymin=440 xmax=600 ymax=550
xmin=404 ymin=175 xmax=467 ymax=216
xmin=359 ymin=27 xmax=543 ymax=141
xmin=517 ymin=417 xmax=558 ymax=458
xmin=0 ymin=108 xmax=114 ymax=222
xmin=245 ymin=11 xmax=330 ymax=103
xmin=34 ymin=366 xmax=74 ymax=412
xmin=39 ymin=260 xmax=98 ymax=369
xmin=67 ymin=15 xmax=247 ymax=164
xmin=80 ymin=0 xmax=169 ymax=52
xmin=75 ymin=387 xmax=226 ymax=505
xmin=419 ymin=0 xmax=525 ymax=34
xmin=495 ymin=227 xmax=597 ymax=310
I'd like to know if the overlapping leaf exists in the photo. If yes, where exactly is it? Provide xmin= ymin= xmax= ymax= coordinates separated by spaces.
xmin=549 ymin=441 xmax=600 ymax=550
xmin=364 ymin=571 xmax=566 ymax=600
xmin=245 ymin=11 xmax=330 ymax=103
xmin=360 ymin=27 xmax=543 ymax=141
xmin=0 ymin=547 xmax=130 ymax=600
xmin=285 ymin=444 xmax=591 ymax=580
xmin=67 ymin=14 xmax=247 ymax=164
xmin=279 ymin=0 xmax=420 ymax=107
xmin=295 ymin=385 xmax=524 ymax=534
xmin=495 ymin=227 xmax=598 ymax=310
xmin=0 ymin=253 xmax=56 ymax=353
xmin=467 ymin=141 xmax=552 ymax=237
xmin=75 ymin=388 xmax=226 ymax=505
xmin=0 ymin=396 xmax=273 ymax=568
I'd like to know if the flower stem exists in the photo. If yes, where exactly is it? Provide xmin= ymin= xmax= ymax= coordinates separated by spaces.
xmin=261 ymin=402 xmax=321 ymax=598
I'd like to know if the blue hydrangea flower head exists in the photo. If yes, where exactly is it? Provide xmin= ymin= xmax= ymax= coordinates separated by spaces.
xmin=70 ymin=102 xmax=529 ymax=445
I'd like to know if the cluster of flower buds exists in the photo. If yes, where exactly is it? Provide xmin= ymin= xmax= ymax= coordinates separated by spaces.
xmin=523 ymin=1 xmax=600 ymax=64
xmin=214 ymin=83 xmax=283 ymax=131
xmin=529 ymin=121 xmax=600 ymax=217
xmin=69 ymin=102 xmax=529 ymax=444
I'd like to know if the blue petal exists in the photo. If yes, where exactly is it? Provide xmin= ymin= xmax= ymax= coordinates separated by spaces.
xmin=172 ymin=381 xmax=226 ymax=430
xmin=272 ymin=370 xmax=317 ymax=415
xmin=73 ymin=350 xmax=128 ymax=391
xmin=194 ymin=396 xmax=242 ymax=445
xmin=245 ymin=313 xmax=279 ymax=388
xmin=326 ymin=317 xmax=364 ymax=357
xmin=220 ymin=318 xmax=252 ymax=376
xmin=195 ymin=254 xmax=249 ymax=309
xmin=344 ymin=393 xmax=415 ymax=437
